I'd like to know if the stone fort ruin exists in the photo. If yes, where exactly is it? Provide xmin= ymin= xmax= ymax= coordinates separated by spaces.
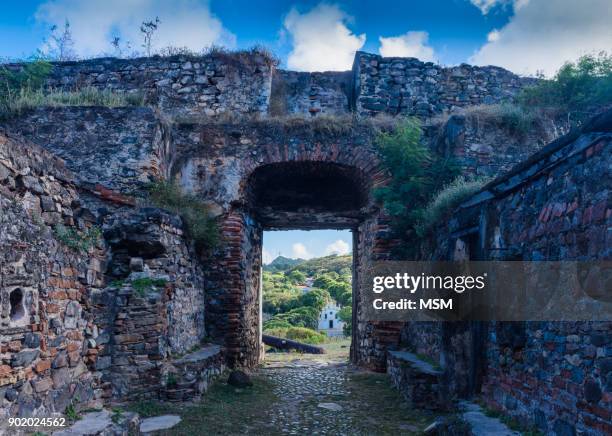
xmin=0 ymin=50 xmax=610 ymax=434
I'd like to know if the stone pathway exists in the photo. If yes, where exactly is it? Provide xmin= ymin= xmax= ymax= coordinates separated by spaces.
xmin=258 ymin=351 xmax=431 ymax=435
xmin=127 ymin=343 xmax=432 ymax=435
xmin=263 ymin=360 xmax=354 ymax=435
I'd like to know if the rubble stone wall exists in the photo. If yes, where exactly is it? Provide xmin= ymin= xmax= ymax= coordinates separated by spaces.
xmin=401 ymin=112 xmax=612 ymax=435
xmin=0 ymin=132 xmax=105 ymax=417
xmin=3 ymin=54 xmax=274 ymax=118
xmin=353 ymin=51 xmax=534 ymax=118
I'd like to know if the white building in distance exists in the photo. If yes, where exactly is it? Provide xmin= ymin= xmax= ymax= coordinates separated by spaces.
xmin=317 ymin=301 xmax=345 ymax=337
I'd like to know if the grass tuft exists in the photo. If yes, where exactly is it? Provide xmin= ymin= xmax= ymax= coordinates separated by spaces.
xmin=147 ymin=181 xmax=218 ymax=252
xmin=0 ymin=86 xmax=145 ymax=119
xmin=416 ymin=176 xmax=491 ymax=237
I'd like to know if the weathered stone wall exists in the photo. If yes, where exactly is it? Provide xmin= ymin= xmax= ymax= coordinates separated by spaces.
xmin=270 ymin=70 xmax=352 ymax=116
xmin=353 ymin=51 xmax=533 ymax=118
xmin=402 ymin=111 xmax=612 ymax=435
xmin=0 ymin=132 xmax=105 ymax=418
xmin=4 ymin=53 xmax=274 ymax=118
xmin=7 ymin=107 xmax=171 ymax=196
xmin=425 ymin=112 xmax=561 ymax=179
xmin=0 ymin=124 xmax=218 ymax=415
xmin=171 ymin=120 xmax=394 ymax=367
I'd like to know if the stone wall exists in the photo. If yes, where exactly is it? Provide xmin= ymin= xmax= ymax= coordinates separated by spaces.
xmin=425 ymin=111 xmax=561 ymax=179
xmin=4 ymin=53 xmax=274 ymax=118
xmin=353 ymin=51 xmax=533 ymax=118
xmin=270 ymin=70 xmax=352 ymax=116
xmin=7 ymin=107 xmax=171 ymax=195
xmin=0 ymin=132 xmax=105 ymax=418
xmin=401 ymin=110 xmax=612 ymax=435
xmin=0 ymin=125 xmax=219 ymax=416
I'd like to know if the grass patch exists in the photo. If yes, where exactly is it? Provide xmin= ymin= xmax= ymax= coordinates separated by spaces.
xmin=64 ymin=403 xmax=81 ymax=422
xmin=127 ymin=375 xmax=278 ymax=435
xmin=415 ymin=176 xmax=491 ymax=237
xmin=172 ymin=112 xmax=400 ymax=138
xmin=0 ymin=86 xmax=145 ymax=119
xmin=53 ymin=224 xmax=101 ymax=253
xmin=147 ymin=181 xmax=218 ymax=252
xmin=131 ymin=277 xmax=167 ymax=296
xmin=108 ymin=277 xmax=167 ymax=296
xmin=343 ymin=371 xmax=431 ymax=434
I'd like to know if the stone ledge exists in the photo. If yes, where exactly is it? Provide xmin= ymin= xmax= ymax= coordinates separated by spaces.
xmin=387 ymin=350 xmax=448 ymax=411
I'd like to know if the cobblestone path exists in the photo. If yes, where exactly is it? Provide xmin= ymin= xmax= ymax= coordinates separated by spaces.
xmin=259 ymin=351 xmax=431 ymax=435
xmin=136 ymin=343 xmax=432 ymax=435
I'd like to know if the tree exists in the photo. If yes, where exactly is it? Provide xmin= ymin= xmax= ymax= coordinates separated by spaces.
xmin=45 ymin=20 xmax=76 ymax=61
xmin=338 ymin=306 xmax=352 ymax=336
xmin=140 ymin=17 xmax=161 ymax=57
xmin=519 ymin=51 xmax=612 ymax=125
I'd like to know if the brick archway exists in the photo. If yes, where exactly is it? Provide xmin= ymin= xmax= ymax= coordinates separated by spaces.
xmin=173 ymin=123 xmax=401 ymax=369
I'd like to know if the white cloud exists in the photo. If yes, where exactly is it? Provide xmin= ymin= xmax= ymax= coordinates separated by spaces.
xmin=469 ymin=0 xmax=529 ymax=15
xmin=378 ymin=31 xmax=435 ymax=61
xmin=35 ymin=0 xmax=235 ymax=58
xmin=469 ymin=0 xmax=612 ymax=76
xmin=487 ymin=29 xmax=500 ymax=42
xmin=325 ymin=239 xmax=350 ymax=256
xmin=292 ymin=243 xmax=312 ymax=259
xmin=283 ymin=3 xmax=366 ymax=71
xmin=262 ymin=248 xmax=274 ymax=265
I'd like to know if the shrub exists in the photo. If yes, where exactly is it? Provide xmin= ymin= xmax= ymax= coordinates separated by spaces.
xmin=374 ymin=118 xmax=459 ymax=251
xmin=285 ymin=327 xmax=326 ymax=344
xmin=458 ymin=103 xmax=543 ymax=137
xmin=337 ymin=306 xmax=352 ymax=336
xmin=0 ymin=59 xmax=52 ymax=101
xmin=147 ymin=181 xmax=218 ymax=251
xmin=415 ymin=176 xmax=491 ymax=237
xmin=518 ymin=51 xmax=612 ymax=124
xmin=263 ymin=326 xmax=327 ymax=345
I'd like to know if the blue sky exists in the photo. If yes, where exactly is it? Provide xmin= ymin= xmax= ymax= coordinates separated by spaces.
xmin=1 ymin=1 xmax=610 ymax=75
xmin=263 ymin=230 xmax=352 ymax=263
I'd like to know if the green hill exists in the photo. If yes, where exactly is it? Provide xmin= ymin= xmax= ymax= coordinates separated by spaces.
xmin=264 ymin=255 xmax=305 ymax=272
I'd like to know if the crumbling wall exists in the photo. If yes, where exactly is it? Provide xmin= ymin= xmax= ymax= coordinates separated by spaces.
xmin=270 ymin=70 xmax=352 ymax=116
xmin=6 ymin=53 xmax=274 ymax=119
xmin=7 ymin=107 xmax=171 ymax=195
xmin=353 ymin=51 xmax=533 ymax=118
xmin=401 ymin=111 xmax=612 ymax=435
xmin=0 ymin=132 xmax=105 ymax=417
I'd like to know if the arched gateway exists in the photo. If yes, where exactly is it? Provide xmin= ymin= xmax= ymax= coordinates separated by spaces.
xmin=174 ymin=120 xmax=400 ymax=369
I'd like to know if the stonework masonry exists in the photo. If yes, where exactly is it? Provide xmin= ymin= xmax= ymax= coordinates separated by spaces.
xmin=353 ymin=51 xmax=534 ymax=118
xmin=400 ymin=111 xmax=612 ymax=435
xmin=0 ymin=50 xmax=609 ymax=435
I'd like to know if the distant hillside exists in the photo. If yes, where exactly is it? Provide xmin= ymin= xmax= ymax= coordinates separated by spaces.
xmin=288 ymin=254 xmax=352 ymax=276
xmin=264 ymin=256 xmax=305 ymax=272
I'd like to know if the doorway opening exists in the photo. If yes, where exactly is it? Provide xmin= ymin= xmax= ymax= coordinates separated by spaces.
xmin=261 ymin=229 xmax=354 ymax=362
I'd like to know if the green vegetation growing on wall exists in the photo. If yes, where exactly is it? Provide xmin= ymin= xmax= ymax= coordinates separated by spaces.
xmin=415 ymin=176 xmax=491 ymax=237
xmin=2 ymin=86 xmax=145 ymax=118
xmin=147 ymin=181 xmax=218 ymax=252
xmin=53 ymin=224 xmax=101 ymax=253
xmin=0 ymin=59 xmax=145 ymax=119
xmin=519 ymin=52 xmax=612 ymax=124
xmin=374 ymin=118 xmax=460 ymax=252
